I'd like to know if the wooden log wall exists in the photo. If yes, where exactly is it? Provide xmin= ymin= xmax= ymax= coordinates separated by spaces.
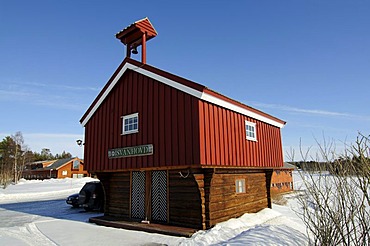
xmin=168 ymin=170 xmax=204 ymax=229
xmin=204 ymin=169 xmax=272 ymax=228
xmin=98 ymin=172 xmax=131 ymax=218
xmin=97 ymin=168 xmax=273 ymax=230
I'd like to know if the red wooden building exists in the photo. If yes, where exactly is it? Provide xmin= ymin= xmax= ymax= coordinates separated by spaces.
xmin=22 ymin=157 xmax=88 ymax=180
xmin=271 ymin=162 xmax=296 ymax=195
xmin=80 ymin=18 xmax=286 ymax=230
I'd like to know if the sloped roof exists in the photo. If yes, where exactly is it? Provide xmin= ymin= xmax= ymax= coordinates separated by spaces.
xmin=276 ymin=162 xmax=298 ymax=170
xmin=284 ymin=162 xmax=298 ymax=169
xmin=115 ymin=17 xmax=157 ymax=46
xmin=80 ymin=58 xmax=286 ymax=128
xmin=43 ymin=157 xmax=80 ymax=170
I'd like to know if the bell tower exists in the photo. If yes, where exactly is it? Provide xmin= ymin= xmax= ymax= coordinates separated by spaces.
xmin=115 ymin=18 xmax=157 ymax=64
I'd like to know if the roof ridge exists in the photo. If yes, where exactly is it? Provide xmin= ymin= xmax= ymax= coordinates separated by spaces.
xmin=80 ymin=58 xmax=285 ymax=128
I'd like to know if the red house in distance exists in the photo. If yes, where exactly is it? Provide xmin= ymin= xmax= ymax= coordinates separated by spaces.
xmin=80 ymin=18 xmax=286 ymax=231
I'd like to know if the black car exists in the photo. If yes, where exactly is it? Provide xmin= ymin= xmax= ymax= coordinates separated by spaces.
xmin=66 ymin=193 xmax=80 ymax=208
xmin=66 ymin=181 xmax=104 ymax=211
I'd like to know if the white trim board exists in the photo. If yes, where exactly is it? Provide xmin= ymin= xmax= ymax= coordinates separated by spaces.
xmin=81 ymin=62 xmax=285 ymax=128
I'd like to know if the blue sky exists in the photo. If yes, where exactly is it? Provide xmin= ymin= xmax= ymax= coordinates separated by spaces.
xmin=1 ymin=1 xmax=369 ymax=160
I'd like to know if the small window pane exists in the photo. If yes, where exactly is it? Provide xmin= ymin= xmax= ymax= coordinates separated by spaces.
xmin=122 ymin=113 xmax=139 ymax=134
xmin=245 ymin=121 xmax=257 ymax=141
xmin=236 ymin=179 xmax=246 ymax=193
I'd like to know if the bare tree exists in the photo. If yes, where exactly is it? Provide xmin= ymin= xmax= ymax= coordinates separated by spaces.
xmin=11 ymin=131 xmax=25 ymax=184
xmin=18 ymin=148 xmax=33 ymax=181
xmin=290 ymin=134 xmax=370 ymax=245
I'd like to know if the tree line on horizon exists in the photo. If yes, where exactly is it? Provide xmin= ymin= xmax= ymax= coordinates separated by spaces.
xmin=288 ymin=156 xmax=370 ymax=175
xmin=0 ymin=131 xmax=72 ymax=188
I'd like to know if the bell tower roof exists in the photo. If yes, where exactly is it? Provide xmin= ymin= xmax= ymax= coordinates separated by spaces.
xmin=115 ymin=18 xmax=157 ymax=64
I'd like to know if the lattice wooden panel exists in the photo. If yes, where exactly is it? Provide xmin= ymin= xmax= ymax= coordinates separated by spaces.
xmin=151 ymin=170 xmax=167 ymax=222
xmin=131 ymin=171 xmax=146 ymax=219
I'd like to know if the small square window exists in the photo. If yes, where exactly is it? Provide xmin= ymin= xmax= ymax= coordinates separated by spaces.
xmin=122 ymin=113 xmax=139 ymax=135
xmin=235 ymin=179 xmax=246 ymax=193
xmin=245 ymin=121 xmax=257 ymax=141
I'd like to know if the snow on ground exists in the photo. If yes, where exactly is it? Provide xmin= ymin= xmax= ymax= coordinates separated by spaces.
xmin=0 ymin=174 xmax=308 ymax=245
xmin=0 ymin=177 xmax=97 ymax=204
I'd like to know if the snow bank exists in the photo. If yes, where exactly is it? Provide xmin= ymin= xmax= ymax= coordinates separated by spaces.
xmin=180 ymin=208 xmax=307 ymax=245
xmin=0 ymin=177 xmax=97 ymax=204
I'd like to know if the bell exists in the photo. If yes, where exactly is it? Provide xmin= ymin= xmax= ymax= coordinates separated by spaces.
xmin=132 ymin=46 xmax=138 ymax=54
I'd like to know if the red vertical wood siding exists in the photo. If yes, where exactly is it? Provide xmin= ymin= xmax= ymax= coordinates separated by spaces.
xmin=177 ymin=91 xmax=186 ymax=165
xmin=159 ymin=83 xmax=166 ymax=165
xmin=196 ymin=98 xmax=205 ymax=165
xmin=83 ymin=69 xmax=284 ymax=171
xmin=83 ymin=70 xmax=201 ymax=171
xmin=171 ymin=89 xmax=179 ymax=165
xmin=164 ymin=86 xmax=172 ymax=166
xmin=197 ymin=101 xmax=284 ymax=168
xmin=147 ymin=76 xmax=154 ymax=167
xmin=184 ymin=94 xmax=193 ymax=165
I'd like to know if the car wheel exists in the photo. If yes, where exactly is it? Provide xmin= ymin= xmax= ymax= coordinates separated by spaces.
xmin=72 ymin=204 xmax=79 ymax=208
xmin=84 ymin=207 xmax=92 ymax=212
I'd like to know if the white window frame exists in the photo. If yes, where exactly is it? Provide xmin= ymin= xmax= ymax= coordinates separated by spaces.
xmin=62 ymin=170 xmax=68 ymax=176
xmin=122 ymin=112 xmax=139 ymax=135
xmin=245 ymin=121 xmax=257 ymax=141
xmin=235 ymin=179 xmax=246 ymax=193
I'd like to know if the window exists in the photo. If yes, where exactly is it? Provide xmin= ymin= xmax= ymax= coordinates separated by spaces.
xmin=72 ymin=160 xmax=80 ymax=169
xmin=235 ymin=179 xmax=246 ymax=193
xmin=122 ymin=113 xmax=139 ymax=135
xmin=72 ymin=174 xmax=83 ymax=178
xmin=245 ymin=121 xmax=257 ymax=141
xmin=62 ymin=170 xmax=68 ymax=176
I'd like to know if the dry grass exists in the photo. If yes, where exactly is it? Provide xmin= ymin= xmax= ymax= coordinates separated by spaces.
xmin=271 ymin=193 xmax=288 ymax=206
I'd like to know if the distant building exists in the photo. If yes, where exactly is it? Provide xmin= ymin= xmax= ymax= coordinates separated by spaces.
xmin=22 ymin=157 xmax=89 ymax=180
xmin=271 ymin=162 xmax=296 ymax=194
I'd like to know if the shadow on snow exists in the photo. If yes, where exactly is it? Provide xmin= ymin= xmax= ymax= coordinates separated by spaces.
xmin=0 ymin=199 xmax=102 ymax=226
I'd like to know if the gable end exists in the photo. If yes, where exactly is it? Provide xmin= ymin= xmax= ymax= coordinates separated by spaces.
xmin=80 ymin=60 xmax=285 ymax=128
